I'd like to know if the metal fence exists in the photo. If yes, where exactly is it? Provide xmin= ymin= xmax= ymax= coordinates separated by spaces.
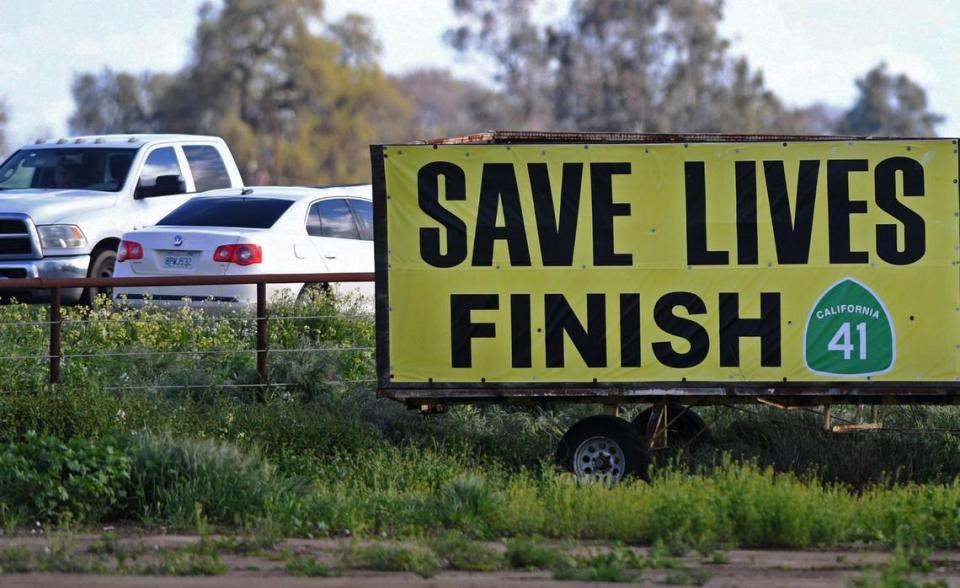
xmin=0 ymin=272 xmax=374 ymax=399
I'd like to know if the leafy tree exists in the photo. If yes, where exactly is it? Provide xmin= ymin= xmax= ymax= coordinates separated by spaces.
xmin=393 ymin=68 xmax=507 ymax=139
xmin=68 ymin=0 xmax=412 ymax=185
xmin=836 ymin=63 xmax=943 ymax=137
xmin=446 ymin=0 xmax=554 ymax=129
xmin=447 ymin=0 xmax=818 ymax=133
xmin=790 ymin=104 xmax=842 ymax=136
xmin=68 ymin=69 xmax=171 ymax=135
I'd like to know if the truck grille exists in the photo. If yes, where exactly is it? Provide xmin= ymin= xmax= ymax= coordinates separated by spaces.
xmin=0 ymin=215 xmax=40 ymax=259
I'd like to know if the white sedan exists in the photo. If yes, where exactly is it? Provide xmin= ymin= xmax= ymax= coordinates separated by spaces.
xmin=112 ymin=185 xmax=374 ymax=305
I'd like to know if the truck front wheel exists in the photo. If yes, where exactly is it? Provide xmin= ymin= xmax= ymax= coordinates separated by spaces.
xmin=556 ymin=415 xmax=651 ymax=484
xmin=81 ymin=247 xmax=117 ymax=306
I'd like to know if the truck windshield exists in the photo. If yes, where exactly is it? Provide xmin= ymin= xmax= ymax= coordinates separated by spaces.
xmin=158 ymin=197 xmax=295 ymax=229
xmin=0 ymin=148 xmax=138 ymax=192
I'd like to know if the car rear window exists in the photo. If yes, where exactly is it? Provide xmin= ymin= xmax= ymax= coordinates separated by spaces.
xmin=158 ymin=197 xmax=294 ymax=229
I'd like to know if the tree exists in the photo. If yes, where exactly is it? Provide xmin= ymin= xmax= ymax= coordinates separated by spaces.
xmin=393 ymin=68 xmax=507 ymax=138
xmin=68 ymin=69 xmax=171 ymax=135
xmin=836 ymin=63 xmax=943 ymax=137
xmin=447 ymin=0 xmax=815 ymax=133
xmin=446 ymin=0 xmax=555 ymax=129
xmin=69 ymin=0 xmax=413 ymax=185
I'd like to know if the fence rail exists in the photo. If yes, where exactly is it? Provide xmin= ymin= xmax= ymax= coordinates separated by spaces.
xmin=0 ymin=272 xmax=373 ymax=290
xmin=0 ymin=272 xmax=375 ymax=397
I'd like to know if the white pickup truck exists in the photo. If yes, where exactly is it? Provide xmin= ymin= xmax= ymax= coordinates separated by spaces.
xmin=0 ymin=134 xmax=243 ymax=303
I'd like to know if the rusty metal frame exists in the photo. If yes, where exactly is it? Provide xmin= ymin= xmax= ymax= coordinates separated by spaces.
xmin=416 ymin=130 xmax=933 ymax=146
xmin=379 ymin=385 xmax=960 ymax=409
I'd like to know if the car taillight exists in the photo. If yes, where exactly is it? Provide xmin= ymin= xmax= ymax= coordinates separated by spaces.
xmin=117 ymin=240 xmax=143 ymax=262
xmin=213 ymin=244 xmax=262 ymax=265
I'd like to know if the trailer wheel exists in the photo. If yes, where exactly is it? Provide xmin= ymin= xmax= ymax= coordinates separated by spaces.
xmin=634 ymin=403 xmax=710 ymax=449
xmin=556 ymin=415 xmax=650 ymax=484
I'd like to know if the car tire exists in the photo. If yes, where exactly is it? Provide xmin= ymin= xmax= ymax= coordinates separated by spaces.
xmin=80 ymin=247 xmax=117 ymax=306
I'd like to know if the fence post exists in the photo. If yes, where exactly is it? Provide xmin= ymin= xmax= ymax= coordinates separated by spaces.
xmin=256 ymin=282 xmax=268 ymax=401
xmin=49 ymin=287 xmax=61 ymax=385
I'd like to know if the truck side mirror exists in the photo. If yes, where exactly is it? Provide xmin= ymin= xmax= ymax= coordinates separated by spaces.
xmin=136 ymin=175 xmax=185 ymax=199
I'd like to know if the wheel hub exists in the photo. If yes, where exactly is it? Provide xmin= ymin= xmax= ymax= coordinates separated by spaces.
xmin=572 ymin=436 xmax=626 ymax=484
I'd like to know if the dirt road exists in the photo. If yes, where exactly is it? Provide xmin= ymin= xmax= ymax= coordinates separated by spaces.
xmin=1 ymin=534 xmax=957 ymax=587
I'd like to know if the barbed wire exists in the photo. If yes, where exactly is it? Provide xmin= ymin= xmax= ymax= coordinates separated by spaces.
xmin=102 ymin=379 xmax=377 ymax=392
xmin=0 ymin=354 xmax=46 ymax=362
xmin=104 ymin=382 xmax=297 ymax=390
xmin=63 ymin=313 xmax=373 ymax=325
xmin=0 ymin=313 xmax=373 ymax=328
xmin=0 ymin=346 xmax=374 ymax=362
xmin=61 ymin=346 xmax=373 ymax=359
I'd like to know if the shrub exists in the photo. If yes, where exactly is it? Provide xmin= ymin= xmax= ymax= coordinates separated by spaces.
xmin=122 ymin=433 xmax=278 ymax=526
xmin=0 ymin=385 xmax=136 ymax=443
xmin=431 ymin=474 xmax=501 ymax=532
xmin=0 ymin=432 xmax=130 ymax=523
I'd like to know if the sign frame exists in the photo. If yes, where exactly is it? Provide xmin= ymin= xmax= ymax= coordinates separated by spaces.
xmin=371 ymin=133 xmax=960 ymax=407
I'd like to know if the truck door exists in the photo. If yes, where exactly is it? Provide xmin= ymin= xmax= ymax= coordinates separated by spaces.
xmin=182 ymin=144 xmax=234 ymax=192
xmin=133 ymin=146 xmax=192 ymax=228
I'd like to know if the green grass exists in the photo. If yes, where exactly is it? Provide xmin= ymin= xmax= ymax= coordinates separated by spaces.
xmin=849 ymin=546 xmax=949 ymax=588
xmin=430 ymin=532 xmax=503 ymax=571
xmin=345 ymin=543 xmax=441 ymax=577
xmin=123 ymin=432 xmax=279 ymax=526
xmin=5 ymin=433 xmax=960 ymax=549
xmin=137 ymin=549 xmax=227 ymax=576
xmin=0 ymin=297 xmax=959 ymax=550
xmin=552 ymin=548 xmax=644 ymax=583
xmin=506 ymin=537 xmax=572 ymax=570
xmin=0 ymin=546 xmax=32 ymax=574
xmin=662 ymin=568 xmax=712 ymax=586
xmin=283 ymin=553 xmax=339 ymax=577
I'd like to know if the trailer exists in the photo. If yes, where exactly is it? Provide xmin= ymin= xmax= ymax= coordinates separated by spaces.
xmin=370 ymin=131 xmax=960 ymax=483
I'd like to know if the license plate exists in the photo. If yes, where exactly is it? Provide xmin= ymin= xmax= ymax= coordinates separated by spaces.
xmin=163 ymin=253 xmax=194 ymax=269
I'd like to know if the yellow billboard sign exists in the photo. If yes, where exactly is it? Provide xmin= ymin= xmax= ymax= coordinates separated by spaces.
xmin=377 ymin=140 xmax=959 ymax=385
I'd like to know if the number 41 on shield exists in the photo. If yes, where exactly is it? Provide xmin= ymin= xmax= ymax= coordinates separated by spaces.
xmin=827 ymin=322 xmax=867 ymax=361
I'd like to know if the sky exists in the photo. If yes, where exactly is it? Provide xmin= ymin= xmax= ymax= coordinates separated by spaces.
xmin=0 ymin=0 xmax=956 ymax=146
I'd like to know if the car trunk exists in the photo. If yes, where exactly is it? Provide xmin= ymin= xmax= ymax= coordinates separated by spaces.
xmin=115 ymin=228 xmax=247 ymax=303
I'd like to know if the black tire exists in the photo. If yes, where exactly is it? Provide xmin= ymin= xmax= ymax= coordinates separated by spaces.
xmin=633 ymin=403 xmax=710 ymax=449
xmin=556 ymin=415 xmax=651 ymax=483
xmin=80 ymin=247 xmax=117 ymax=306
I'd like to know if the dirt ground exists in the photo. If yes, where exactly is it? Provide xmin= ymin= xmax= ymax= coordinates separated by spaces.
xmin=1 ymin=534 xmax=959 ymax=587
